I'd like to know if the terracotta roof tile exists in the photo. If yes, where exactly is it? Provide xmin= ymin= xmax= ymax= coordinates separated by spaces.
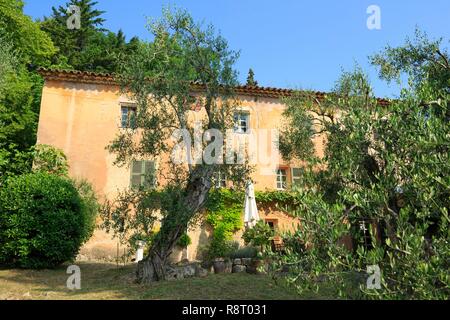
xmin=38 ymin=68 xmax=391 ymax=106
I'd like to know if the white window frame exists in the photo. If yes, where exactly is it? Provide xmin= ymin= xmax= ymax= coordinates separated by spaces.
xmin=213 ymin=171 xmax=227 ymax=188
xmin=120 ymin=104 xmax=137 ymax=128
xmin=233 ymin=112 xmax=249 ymax=134
xmin=276 ymin=168 xmax=287 ymax=190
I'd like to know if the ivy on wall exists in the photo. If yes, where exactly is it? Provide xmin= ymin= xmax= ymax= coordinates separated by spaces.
xmin=203 ymin=188 xmax=298 ymax=259
xmin=204 ymin=188 xmax=243 ymax=259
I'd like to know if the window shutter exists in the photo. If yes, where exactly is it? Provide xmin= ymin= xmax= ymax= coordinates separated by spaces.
xmin=130 ymin=161 xmax=142 ymax=189
xmin=130 ymin=160 xmax=156 ymax=189
xmin=144 ymin=161 xmax=156 ymax=187
xmin=291 ymin=167 xmax=302 ymax=186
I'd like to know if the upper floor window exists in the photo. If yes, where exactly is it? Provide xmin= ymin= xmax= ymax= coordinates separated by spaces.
xmin=291 ymin=167 xmax=303 ymax=186
xmin=121 ymin=105 xmax=137 ymax=128
xmin=234 ymin=112 xmax=249 ymax=133
xmin=130 ymin=160 xmax=156 ymax=189
xmin=213 ymin=171 xmax=227 ymax=188
xmin=276 ymin=168 xmax=287 ymax=190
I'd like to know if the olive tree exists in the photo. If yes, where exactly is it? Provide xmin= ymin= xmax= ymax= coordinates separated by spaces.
xmin=101 ymin=8 xmax=250 ymax=283
xmin=275 ymin=31 xmax=449 ymax=299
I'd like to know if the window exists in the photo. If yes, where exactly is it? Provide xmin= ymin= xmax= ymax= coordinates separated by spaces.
xmin=121 ymin=106 xmax=137 ymax=128
xmin=291 ymin=167 xmax=303 ymax=186
xmin=266 ymin=220 xmax=276 ymax=231
xmin=353 ymin=218 xmax=376 ymax=250
xmin=233 ymin=112 xmax=249 ymax=133
xmin=213 ymin=171 xmax=227 ymax=188
xmin=276 ymin=168 xmax=287 ymax=190
xmin=130 ymin=160 xmax=156 ymax=189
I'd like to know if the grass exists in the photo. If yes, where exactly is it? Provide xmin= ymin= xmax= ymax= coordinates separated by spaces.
xmin=0 ymin=262 xmax=332 ymax=300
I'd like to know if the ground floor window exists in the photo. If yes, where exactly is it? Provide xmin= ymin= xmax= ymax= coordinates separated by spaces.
xmin=130 ymin=160 xmax=156 ymax=189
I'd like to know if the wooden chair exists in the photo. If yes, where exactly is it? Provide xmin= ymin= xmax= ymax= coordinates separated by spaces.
xmin=271 ymin=236 xmax=285 ymax=253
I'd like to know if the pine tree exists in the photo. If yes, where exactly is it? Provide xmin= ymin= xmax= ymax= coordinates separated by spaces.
xmin=41 ymin=0 xmax=105 ymax=70
xmin=40 ymin=0 xmax=140 ymax=73
xmin=246 ymin=68 xmax=258 ymax=86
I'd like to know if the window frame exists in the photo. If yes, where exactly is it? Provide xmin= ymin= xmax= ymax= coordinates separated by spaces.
xmin=120 ymin=104 xmax=137 ymax=129
xmin=276 ymin=168 xmax=287 ymax=190
xmin=233 ymin=112 xmax=250 ymax=134
xmin=213 ymin=170 xmax=227 ymax=188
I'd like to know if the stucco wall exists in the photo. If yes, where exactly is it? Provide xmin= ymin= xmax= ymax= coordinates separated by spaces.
xmin=37 ymin=79 xmax=315 ymax=262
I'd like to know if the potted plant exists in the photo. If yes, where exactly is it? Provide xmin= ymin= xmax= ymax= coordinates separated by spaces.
xmin=242 ymin=220 xmax=274 ymax=274
xmin=206 ymin=240 xmax=236 ymax=274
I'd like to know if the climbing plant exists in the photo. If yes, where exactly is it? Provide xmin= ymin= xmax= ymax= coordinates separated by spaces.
xmin=204 ymin=188 xmax=243 ymax=260
xmin=203 ymin=188 xmax=298 ymax=260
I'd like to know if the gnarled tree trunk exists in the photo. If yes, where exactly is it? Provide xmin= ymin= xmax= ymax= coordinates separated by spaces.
xmin=137 ymin=166 xmax=214 ymax=283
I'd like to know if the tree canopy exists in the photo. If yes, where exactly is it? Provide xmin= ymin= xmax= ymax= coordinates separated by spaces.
xmin=40 ymin=0 xmax=140 ymax=72
xmin=101 ymin=7 xmax=251 ymax=283
xmin=275 ymin=31 xmax=449 ymax=299
xmin=0 ymin=0 xmax=56 ymax=67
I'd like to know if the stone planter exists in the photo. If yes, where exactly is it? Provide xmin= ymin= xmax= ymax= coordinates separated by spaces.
xmin=213 ymin=258 xmax=226 ymax=274
xmin=213 ymin=258 xmax=232 ymax=274
xmin=224 ymin=260 xmax=232 ymax=273
xmin=232 ymin=265 xmax=246 ymax=273
xmin=241 ymin=258 xmax=252 ymax=266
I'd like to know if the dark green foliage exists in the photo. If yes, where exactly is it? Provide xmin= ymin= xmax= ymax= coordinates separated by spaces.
xmin=276 ymin=31 xmax=450 ymax=299
xmin=40 ymin=0 xmax=140 ymax=73
xmin=0 ymin=67 xmax=37 ymax=181
xmin=246 ymin=68 xmax=258 ymax=86
xmin=242 ymin=220 xmax=274 ymax=252
xmin=73 ymin=178 xmax=99 ymax=244
xmin=228 ymin=246 xmax=258 ymax=259
xmin=176 ymin=233 xmax=191 ymax=248
xmin=0 ymin=173 xmax=88 ymax=268
xmin=32 ymin=144 xmax=69 ymax=176
xmin=0 ymin=1 xmax=56 ymax=181
xmin=0 ymin=0 xmax=56 ymax=67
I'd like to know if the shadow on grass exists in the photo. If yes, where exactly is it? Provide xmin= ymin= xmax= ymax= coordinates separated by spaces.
xmin=0 ymin=262 xmax=319 ymax=300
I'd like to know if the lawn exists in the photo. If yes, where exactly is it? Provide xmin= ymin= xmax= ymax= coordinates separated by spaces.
xmin=0 ymin=262 xmax=329 ymax=300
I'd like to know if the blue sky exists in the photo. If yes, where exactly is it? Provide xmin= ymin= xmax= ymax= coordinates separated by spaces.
xmin=24 ymin=0 xmax=450 ymax=98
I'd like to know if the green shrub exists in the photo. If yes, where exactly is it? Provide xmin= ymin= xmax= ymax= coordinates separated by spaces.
xmin=73 ymin=179 xmax=99 ymax=244
xmin=32 ymin=144 xmax=69 ymax=176
xmin=228 ymin=246 xmax=258 ymax=259
xmin=242 ymin=220 xmax=274 ymax=252
xmin=0 ymin=172 xmax=93 ymax=268
xmin=200 ymin=240 xmax=238 ymax=262
xmin=177 ymin=233 xmax=191 ymax=248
